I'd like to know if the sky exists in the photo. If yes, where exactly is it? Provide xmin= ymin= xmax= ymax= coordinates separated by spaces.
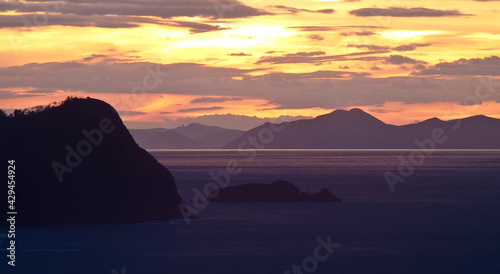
xmin=1 ymin=0 xmax=500 ymax=130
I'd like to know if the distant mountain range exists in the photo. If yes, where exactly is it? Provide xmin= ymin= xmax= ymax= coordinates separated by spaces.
xmin=224 ymin=109 xmax=500 ymax=149
xmin=131 ymin=109 xmax=500 ymax=149
xmin=129 ymin=123 xmax=243 ymax=149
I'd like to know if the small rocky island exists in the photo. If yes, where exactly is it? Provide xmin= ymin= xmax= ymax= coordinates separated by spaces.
xmin=209 ymin=180 xmax=342 ymax=202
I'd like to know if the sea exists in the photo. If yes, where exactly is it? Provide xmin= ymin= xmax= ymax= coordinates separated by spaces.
xmin=2 ymin=149 xmax=500 ymax=274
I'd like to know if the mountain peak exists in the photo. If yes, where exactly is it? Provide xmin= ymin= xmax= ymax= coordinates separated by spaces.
xmin=467 ymin=114 xmax=490 ymax=120
xmin=461 ymin=114 xmax=499 ymax=125
xmin=348 ymin=108 xmax=364 ymax=113
xmin=323 ymin=108 xmax=373 ymax=116
xmin=418 ymin=117 xmax=443 ymax=124
xmin=315 ymin=108 xmax=386 ymax=127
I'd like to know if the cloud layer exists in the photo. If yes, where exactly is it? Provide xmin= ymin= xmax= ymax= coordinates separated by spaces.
xmin=2 ymin=57 xmax=499 ymax=110
xmin=349 ymin=7 xmax=472 ymax=17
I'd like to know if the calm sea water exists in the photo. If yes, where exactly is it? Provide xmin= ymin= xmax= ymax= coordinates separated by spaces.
xmin=2 ymin=150 xmax=500 ymax=274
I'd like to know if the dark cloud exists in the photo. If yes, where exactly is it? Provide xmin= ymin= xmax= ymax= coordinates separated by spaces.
xmin=0 ymin=13 xmax=228 ymax=33
xmin=229 ymin=52 xmax=252 ymax=56
xmin=118 ymin=111 xmax=148 ymax=116
xmin=308 ymin=34 xmax=324 ymax=41
xmin=347 ymin=43 xmax=431 ymax=53
xmin=244 ymin=76 xmax=487 ymax=109
xmin=385 ymin=55 xmax=426 ymax=65
xmin=289 ymin=26 xmax=338 ymax=32
xmin=393 ymin=43 xmax=431 ymax=52
xmin=413 ymin=64 xmax=426 ymax=70
xmin=369 ymin=108 xmax=403 ymax=114
xmin=341 ymin=25 xmax=387 ymax=29
xmin=83 ymin=54 xmax=108 ymax=61
xmin=0 ymin=91 xmax=41 ymax=99
xmin=412 ymin=56 xmax=500 ymax=76
xmin=2 ymin=60 xmax=498 ymax=110
xmin=460 ymin=98 xmax=482 ymax=106
xmin=0 ymin=14 xmax=147 ymax=28
xmin=25 ymin=88 xmax=58 ymax=94
xmin=349 ymin=7 xmax=472 ymax=17
xmin=284 ymin=51 xmax=326 ymax=57
xmin=0 ymin=0 xmax=269 ymax=19
xmin=0 ymin=0 xmax=269 ymax=31
xmin=171 ymin=21 xmax=228 ymax=33
xmin=0 ymin=61 xmax=261 ymax=94
xmin=255 ymin=71 xmax=370 ymax=81
xmin=177 ymin=106 xmax=224 ymax=113
xmin=190 ymin=97 xmax=242 ymax=103
xmin=269 ymin=5 xmax=334 ymax=14
xmin=389 ymin=78 xmax=442 ymax=90
xmin=479 ymin=48 xmax=500 ymax=51
xmin=256 ymin=50 xmax=388 ymax=64
xmin=347 ymin=44 xmax=390 ymax=51
xmin=339 ymin=31 xmax=377 ymax=36
xmin=289 ymin=25 xmax=386 ymax=33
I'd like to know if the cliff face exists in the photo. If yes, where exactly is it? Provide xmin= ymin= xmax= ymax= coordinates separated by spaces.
xmin=1 ymin=98 xmax=182 ymax=225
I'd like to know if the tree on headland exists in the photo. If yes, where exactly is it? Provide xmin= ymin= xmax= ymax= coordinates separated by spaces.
xmin=7 ymin=96 xmax=91 ymax=118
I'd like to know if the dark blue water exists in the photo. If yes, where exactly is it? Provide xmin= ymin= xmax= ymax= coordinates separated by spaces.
xmin=2 ymin=150 xmax=500 ymax=273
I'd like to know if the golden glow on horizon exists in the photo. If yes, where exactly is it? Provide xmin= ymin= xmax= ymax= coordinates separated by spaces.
xmin=362 ymin=101 xmax=500 ymax=126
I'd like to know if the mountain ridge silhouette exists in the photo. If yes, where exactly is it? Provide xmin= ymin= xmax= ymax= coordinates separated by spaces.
xmin=224 ymin=108 xmax=500 ymax=149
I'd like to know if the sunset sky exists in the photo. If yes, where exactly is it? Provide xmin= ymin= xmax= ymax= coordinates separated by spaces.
xmin=1 ymin=0 xmax=500 ymax=130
